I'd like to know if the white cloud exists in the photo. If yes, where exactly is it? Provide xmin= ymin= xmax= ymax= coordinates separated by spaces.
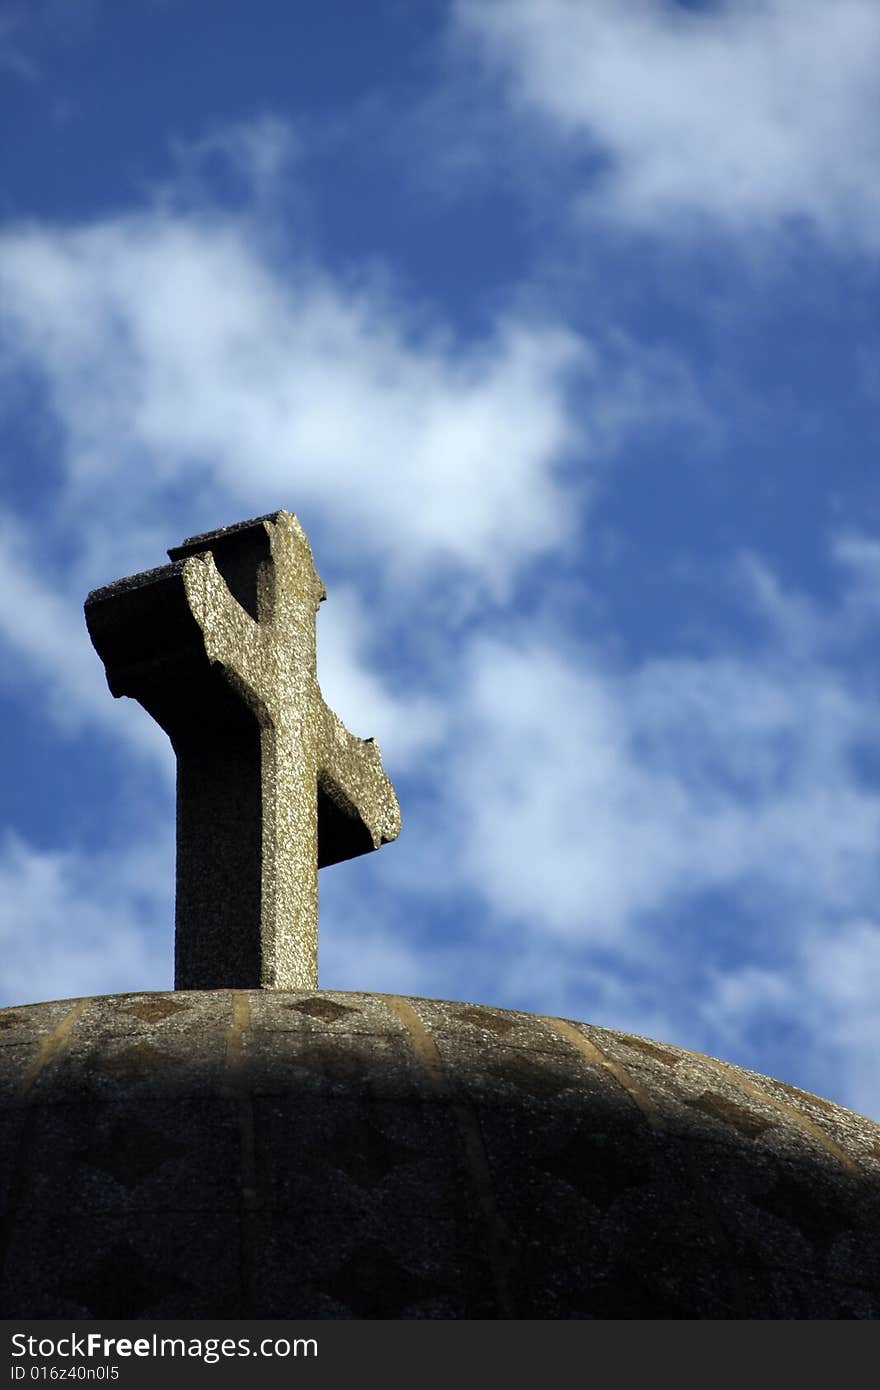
xmin=831 ymin=532 xmax=880 ymax=619
xmin=706 ymin=919 xmax=880 ymax=1117
xmin=445 ymin=569 xmax=880 ymax=948
xmin=315 ymin=584 xmax=444 ymax=770
xmin=0 ymin=512 xmax=103 ymax=722
xmin=167 ymin=113 xmax=302 ymax=209
xmin=455 ymin=0 xmax=880 ymax=245
xmin=0 ymin=831 xmax=171 ymax=1005
xmin=0 ymin=127 xmax=702 ymax=762
xmin=450 ymin=637 xmax=694 ymax=940
xmin=0 ymin=206 xmax=586 ymax=600
xmin=0 ymin=509 xmax=174 ymax=764
xmin=803 ymin=920 xmax=880 ymax=1069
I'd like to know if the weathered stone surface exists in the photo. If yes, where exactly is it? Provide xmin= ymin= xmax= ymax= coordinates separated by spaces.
xmin=84 ymin=513 xmax=401 ymax=990
xmin=1 ymin=990 xmax=879 ymax=1319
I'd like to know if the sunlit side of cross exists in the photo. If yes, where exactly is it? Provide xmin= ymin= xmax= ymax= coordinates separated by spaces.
xmin=84 ymin=511 xmax=401 ymax=990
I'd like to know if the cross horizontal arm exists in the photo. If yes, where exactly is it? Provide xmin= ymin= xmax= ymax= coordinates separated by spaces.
xmin=317 ymin=703 xmax=402 ymax=868
xmin=85 ymin=555 xmax=263 ymax=734
xmin=179 ymin=549 xmax=264 ymax=712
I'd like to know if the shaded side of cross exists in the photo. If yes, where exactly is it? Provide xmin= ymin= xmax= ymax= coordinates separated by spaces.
xmin=85 ymin=512 xmax=401 ymax=990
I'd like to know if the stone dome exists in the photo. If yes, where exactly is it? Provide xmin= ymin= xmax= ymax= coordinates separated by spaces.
xmin=1 ymin=988 xmax=879 ymax=1318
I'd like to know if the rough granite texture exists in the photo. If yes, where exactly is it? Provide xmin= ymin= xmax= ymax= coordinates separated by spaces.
xmin=84 ymin=514 xmax=401 ymax=990
xmin=1 ymin=990 xmax=879 ymax=1319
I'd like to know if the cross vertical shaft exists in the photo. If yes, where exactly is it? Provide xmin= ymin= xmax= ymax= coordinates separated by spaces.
xmin=85 ymin=511 xmax=401 ymax=990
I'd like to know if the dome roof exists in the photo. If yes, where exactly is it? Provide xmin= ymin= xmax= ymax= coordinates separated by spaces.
xmin=1 ymin=989 xmax=878 ymax=1318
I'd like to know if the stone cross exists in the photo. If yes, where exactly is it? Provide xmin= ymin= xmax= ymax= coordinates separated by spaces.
xmin=85 ymin=511 xmax=401 ymax=991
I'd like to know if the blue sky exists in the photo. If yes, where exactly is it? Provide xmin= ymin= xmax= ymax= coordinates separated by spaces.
xmin=2 ymin=0 xmax=880 ymax=1118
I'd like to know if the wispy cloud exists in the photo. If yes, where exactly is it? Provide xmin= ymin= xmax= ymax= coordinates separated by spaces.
xmin=0 ymin=205 xmax=586 ymax=601
xmin=0 ymin=116 xmax=706 ymax=750
xmin=0 ymin=830 xmax=171 ymax=1004
xmin=706 ymin=918 xmax=880 ymax=1116
xmin=455 ymin=0 xmax=880 ymax=246
xmin=445 ymin=611 xmax=880 ymax=945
